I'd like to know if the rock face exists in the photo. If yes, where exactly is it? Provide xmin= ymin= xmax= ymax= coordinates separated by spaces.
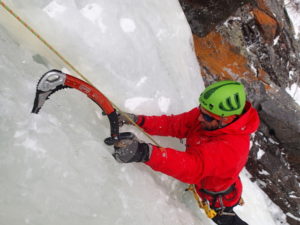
xmin=179 ymin=0 xmax=300 ymax=224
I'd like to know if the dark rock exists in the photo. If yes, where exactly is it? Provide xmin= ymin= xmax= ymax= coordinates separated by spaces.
xmin=179 ymin=0 xmax=251 ymax=37
xmin=259 ymin=90 xmax=300 ymax=162
xmin=248 ymin=131 xmax=300 ymax=225
xmin=179 ymin=0 xmax=300 ymax=223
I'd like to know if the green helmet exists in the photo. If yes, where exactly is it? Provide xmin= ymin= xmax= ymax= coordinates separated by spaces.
xmin=199 ymin=80 xmax=246 ymax=117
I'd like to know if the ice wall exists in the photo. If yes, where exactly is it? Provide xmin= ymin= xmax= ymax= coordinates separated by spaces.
xmin=0 ymin=1 xmax=287 ymax=225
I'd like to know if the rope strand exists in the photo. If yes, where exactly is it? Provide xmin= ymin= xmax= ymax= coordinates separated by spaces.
xmin=0 ymin=1 xmax=161 ymax=147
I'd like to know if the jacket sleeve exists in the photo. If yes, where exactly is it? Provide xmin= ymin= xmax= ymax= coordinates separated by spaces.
xmin=145 ymin=139 xmax=250 ymax=191
xmin=145 ymin=145 xmax=204 ymax=184
xmin=138 ymin=108 xmax=200 ymax=139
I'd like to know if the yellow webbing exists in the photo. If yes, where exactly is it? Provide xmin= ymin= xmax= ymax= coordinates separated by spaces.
xmin=186 ymin=184 xmax=217 ymax=219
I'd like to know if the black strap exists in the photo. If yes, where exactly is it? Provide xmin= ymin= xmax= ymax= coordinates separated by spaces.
xmin=200 ymin=183 xmax=236 ymax=197
xmin=137 ymin=116 xmax=145 ymax=126
xmin=200 ymin=184 xmax=236 ymax=209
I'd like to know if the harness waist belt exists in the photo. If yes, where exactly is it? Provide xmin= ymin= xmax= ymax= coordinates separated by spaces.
xmin=200 ymin=183 xmax=235 ymax=196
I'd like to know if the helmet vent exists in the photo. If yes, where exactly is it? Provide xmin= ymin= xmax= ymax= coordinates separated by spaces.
xmin=219 ymin=93 xmax=241 ymax=112
xmin=203 ymin=82 xmax=239 ymax=99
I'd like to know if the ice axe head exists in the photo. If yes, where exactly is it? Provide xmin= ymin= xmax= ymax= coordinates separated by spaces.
xmin=31 ymin=70 xmax=68 ymax=114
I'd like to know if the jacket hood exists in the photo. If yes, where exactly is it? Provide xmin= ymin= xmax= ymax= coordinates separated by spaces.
xmin=202 ymin=102 xmax=260 ymax=136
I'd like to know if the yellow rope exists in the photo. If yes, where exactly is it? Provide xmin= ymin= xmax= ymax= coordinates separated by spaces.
xmin=0 ymin=1 xmax=161 ymax=147
xmin=0 ymin=1 xmax=91 ymax=84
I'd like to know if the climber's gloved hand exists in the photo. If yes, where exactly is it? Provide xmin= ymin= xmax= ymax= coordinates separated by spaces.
xmin=112 ymin=132 xmax=152 ymax=163
xmin=117 ymin=111 xmax=138 ymax=127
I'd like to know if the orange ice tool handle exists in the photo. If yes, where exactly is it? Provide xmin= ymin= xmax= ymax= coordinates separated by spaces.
xmin=31 ymin=69 xmax=119 ymax=143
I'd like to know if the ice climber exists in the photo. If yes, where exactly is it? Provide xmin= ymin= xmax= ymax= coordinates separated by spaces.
xmin=107 ymin=80 xmax=260 ymax=225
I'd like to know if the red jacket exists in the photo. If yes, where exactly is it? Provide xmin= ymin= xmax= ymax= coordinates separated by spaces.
xmin=140 ymin=102 xmax=260 ymax=207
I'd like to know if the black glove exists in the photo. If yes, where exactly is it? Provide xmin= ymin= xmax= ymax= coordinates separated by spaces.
xmin=117 ymin=111 xmax=138 ymax=127
xmin=112 ymin=132 xmax=151 ymax=163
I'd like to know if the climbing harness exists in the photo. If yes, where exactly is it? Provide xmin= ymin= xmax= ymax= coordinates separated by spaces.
xmin=0 ymin=1 xmax=160 ymax=147
xmin=200 ymin=184 xmax=236 ymax=208
xmin=186 ymin=184 xmax=243 ymax=219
